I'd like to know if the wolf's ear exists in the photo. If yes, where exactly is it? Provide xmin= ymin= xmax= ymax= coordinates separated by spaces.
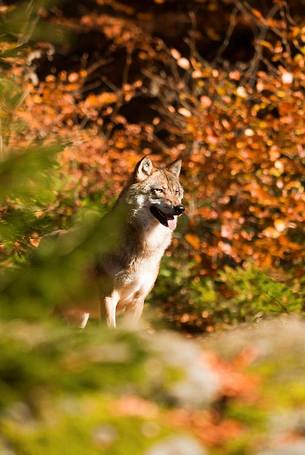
xmin=135 ymin=156 xmax=154 ymax=181
xmin=168 ymin=159 xmax=182 ymax=178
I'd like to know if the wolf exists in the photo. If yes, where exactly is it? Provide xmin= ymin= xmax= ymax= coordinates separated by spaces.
xmin=88 ymin=155 xmax=184 ymax=328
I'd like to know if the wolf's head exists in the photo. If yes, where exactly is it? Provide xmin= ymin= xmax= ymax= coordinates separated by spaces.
xmin=124 ymin=156 xmax=184 ymax=230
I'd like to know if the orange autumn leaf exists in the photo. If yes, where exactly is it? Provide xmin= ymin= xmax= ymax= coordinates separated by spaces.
xmin=185 ymin=234 xmax=201 ymax=250
xmin=84 ymin=92 xmax=118 ymax=108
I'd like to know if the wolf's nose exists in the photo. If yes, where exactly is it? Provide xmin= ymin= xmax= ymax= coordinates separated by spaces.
xmin=174 ymin=204 xmax=185 ymax=215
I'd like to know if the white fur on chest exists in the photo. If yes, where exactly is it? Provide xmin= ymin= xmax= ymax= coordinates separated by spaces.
xmin=144 ymin=221 xmax=172 ymax=253
xmin=133 ymin=260 xmax=157 ymax=295
xmin=117 ymin=223 xmax=172 ymax=306
xmin=117 ymin=260 xmax=158 ymax=308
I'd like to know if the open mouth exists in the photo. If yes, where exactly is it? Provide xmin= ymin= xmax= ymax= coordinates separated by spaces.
xmin=150 ymin=206 xmax=177 ymax=230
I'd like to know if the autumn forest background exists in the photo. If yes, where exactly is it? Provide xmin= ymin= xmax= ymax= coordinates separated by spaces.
xmin=2 ymin=0 xmax=305 ymax=453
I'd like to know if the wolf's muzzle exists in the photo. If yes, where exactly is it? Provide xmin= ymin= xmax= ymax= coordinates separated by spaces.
xmin=174 ymin=204 xmax=185 ymax=215
xmin=150 ymin=203 xmax=184 ymax=229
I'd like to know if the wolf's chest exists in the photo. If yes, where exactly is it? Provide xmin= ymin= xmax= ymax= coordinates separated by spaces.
xmin=121 ymin=226 xmax=170 ymax=294
xmin=109 ymin=223 xmax=172 ymax=311
xmin=143 ymin=222 xmax=172 ymax=252
xmin=117 ymin=255 xmax=160 ymax=304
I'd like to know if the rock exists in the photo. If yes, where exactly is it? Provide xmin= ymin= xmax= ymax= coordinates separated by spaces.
xmin=92 ymin=425 xmax=118 ymax=447
xmin=144 ymin=435 xmax=207 ymax=455
xmin=149 ymin=332 xmax=219 ymax=407
xmin=257 ymin=441 xmax=305 ymax=455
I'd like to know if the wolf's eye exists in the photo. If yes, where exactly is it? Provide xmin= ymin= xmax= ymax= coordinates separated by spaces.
xmin=175 ymin=189 xmax=180 ymax=196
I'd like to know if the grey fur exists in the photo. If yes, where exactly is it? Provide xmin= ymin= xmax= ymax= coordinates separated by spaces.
xmin=94 ymin=156 xmax=184 ymax=327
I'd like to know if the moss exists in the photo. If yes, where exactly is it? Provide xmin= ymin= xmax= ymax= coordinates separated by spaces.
xmin=2 ymin=395 xmax=176 ymax=455
xmin=226 ymin=403 xmax=267 ymax=428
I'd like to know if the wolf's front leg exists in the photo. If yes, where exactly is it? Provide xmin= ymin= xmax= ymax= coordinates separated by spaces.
xmin=100 ymin=290 xmax=120 ymax=328
xmin=80 ymin=312 xmax=90 ymax=329
xmin=127 ymin=298 xmax=145 ymax=326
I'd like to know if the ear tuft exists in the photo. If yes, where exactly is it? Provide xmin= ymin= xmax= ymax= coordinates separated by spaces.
xmin=135 ymin=156 xmax=154 ymax=181
xmin=168 ymin=159 xmax=182 ymax=177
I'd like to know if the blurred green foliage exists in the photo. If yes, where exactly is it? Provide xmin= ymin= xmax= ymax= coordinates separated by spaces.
xmin=0 ymin=0 xmax=70 ymax=52
xmin=152 ymin=258 xmax=304 ymax=330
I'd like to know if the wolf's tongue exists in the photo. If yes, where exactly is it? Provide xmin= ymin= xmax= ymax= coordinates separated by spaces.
xmin=167 ymin=216 xmax=177 ymax=230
